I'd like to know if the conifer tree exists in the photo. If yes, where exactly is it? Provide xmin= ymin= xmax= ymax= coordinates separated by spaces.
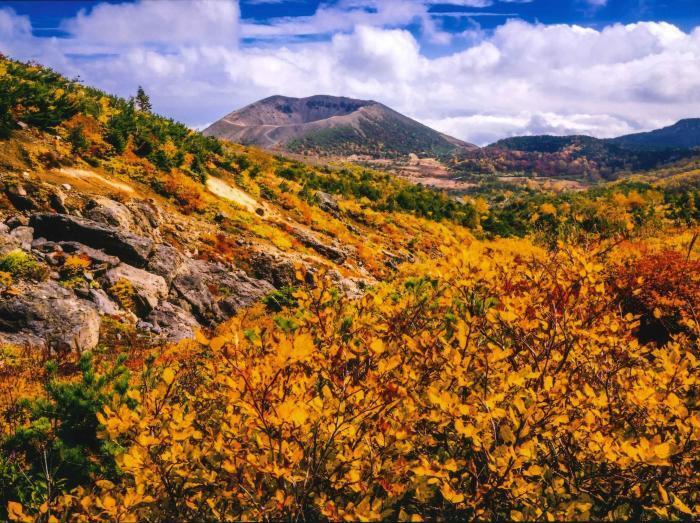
xmin=135 ymin=85 xmax=152 ymax=112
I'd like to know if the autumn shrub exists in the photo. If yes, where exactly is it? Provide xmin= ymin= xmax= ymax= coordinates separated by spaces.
xmin=21 ymin=240 xmax=698 ymax=522
xmin=612 ymin=248 xmax=700 ymax=345
xmin=1 ymin=353 xmax=131 ymax=522
xmin=59 ymin=254 xmax=92 ymax=280
xmin=0 ymin=250 xmax=48 ymax=282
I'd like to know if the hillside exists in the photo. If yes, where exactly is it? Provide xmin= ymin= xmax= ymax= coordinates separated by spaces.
xmin=0 ymin=57 xmax=699 ymax=523
xmin=447 ymin=131 xmax=698 ymax=183
xmin=203 ymin=95 xmax=476 ymax=158
xmin=611 ymin=118 xmax=700 ymax=149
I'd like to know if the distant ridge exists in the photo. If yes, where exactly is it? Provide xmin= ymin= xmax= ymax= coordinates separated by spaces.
xmin=203 ymin=95 xmax=477 ymax=158
xmin=610 ymin=118 xmax=700 ymax=149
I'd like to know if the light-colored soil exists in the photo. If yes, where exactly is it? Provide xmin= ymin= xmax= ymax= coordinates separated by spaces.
xmin=206 ymin=177 xmax=260 ymax=213
xmin=48 ymin=168 xmax=136 ymax=195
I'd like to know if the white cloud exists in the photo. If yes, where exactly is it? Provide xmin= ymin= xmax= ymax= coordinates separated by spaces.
xmin=1 ymin=1 xmax=700 ymax=146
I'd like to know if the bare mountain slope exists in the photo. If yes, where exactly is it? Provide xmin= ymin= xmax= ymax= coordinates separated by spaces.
xmin=203 ymin=95 xmax=476 ymax=158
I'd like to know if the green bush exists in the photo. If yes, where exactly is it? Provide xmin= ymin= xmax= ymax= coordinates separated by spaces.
xmin=0 ymin=250 xmax=49 ymax=282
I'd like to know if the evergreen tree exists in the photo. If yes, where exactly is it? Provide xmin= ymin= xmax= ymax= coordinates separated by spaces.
xmin=135 ymin=85 xmax=152 ymax=112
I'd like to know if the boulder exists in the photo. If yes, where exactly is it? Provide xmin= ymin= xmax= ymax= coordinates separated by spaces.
xmin=4 ymin=185 xmax=37 ymax=212
xmin=316 ymin=191 xmax=340 ymax=214
xmin=89 ymin=288 xmax=121 ymax=316
xmin=147 ymin=302 xmax=200 ymax=342
xmin=102 ymin=263 xmax=168 ymax=316
xmin=0 ymin=281 xmax=100 ymax=353
xmin=287 ymin=225 xmax=348 ymax=264
xmin=146 ymin=243 xmax=186 ymax=285
xmin=30 ymin=213 xmax=154 ymax=267
xmin=5 ymin=215 xmax=28 ymax=229
xmin=172 ymin=259 xmax=273 ymax=325
xmin=85 ymin=197 xmax=135 ymax=230
xmin=249 ymin=247 xmax=298 ymax=288
xmin=0 ymin=226 xmax=21 ymax=257
xmin=9 ymin=226 xmax=33 ymax=251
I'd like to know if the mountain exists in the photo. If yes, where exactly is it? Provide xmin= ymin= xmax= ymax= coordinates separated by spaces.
xmin=203 ymin=95 xmax=476 ymax=158
xmin=451 ymin=124 xmax=699 ymax=182
xmin=611 ymin=118 xmax=700 ymax=149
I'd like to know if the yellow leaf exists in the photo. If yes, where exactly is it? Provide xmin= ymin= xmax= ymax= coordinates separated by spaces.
xmin=653 ymin=308 xmax=663 ymax=319
xmin=672 ymin=495 xmax=694 ymax=515
xmin=658 ymin=484 xmax=669 ymax=504
xmin=162 ymin=367 xmax=175 ymax=385
xmin=370 ymin=339 xmax=385 ymax=355
xmin=654 ymin=442 xmax=674 ymax=460
xmin=7 ymin=501 xmax=26 ymax=522
xmin=440 ymin=482 xmax=465 ymax=504
xmin=292 ymin=333 xmax=314 ymax=362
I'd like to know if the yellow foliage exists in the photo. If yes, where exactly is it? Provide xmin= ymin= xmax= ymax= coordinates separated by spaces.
xmin=36 ymin=238 xmax=698 ymax=522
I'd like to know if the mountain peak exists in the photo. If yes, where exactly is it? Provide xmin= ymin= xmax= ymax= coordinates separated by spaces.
xmin=203 ymin=95 xmax=476 ymax=158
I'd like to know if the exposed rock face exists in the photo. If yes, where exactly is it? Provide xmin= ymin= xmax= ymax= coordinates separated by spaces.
xmin=30 ymin=213 xmax=154 ymax=267
xmin=89 ymin=288 xmax=121 ymax=316
xmin=1 ymin=188 xmax=363 ymax=352
xmin=58 ymin=241 xmax=121 ymax=268
xmin=316 ymin=191 xmax=339 ymax=215
xmin=146 ymin=244 xmax=186 ymax=285
xmin=85 ymin=197 xmax=135 ymax=230
xmin=287 ymin=224 xmax=348 ymax=264
xmin=0 ymin=281 xmax=100 ymax=353
xmin=249 ymin=247 xmax=300 ymax=288
xmin=9 ymin=226 xmax=33 ymax=250
xmin=103 ymin=264 xmax=168 ymax=315
xmin=172 ymin=259 xmax=273 ymax=325
xmin=147 ymin=302 xmax=200 ymax=342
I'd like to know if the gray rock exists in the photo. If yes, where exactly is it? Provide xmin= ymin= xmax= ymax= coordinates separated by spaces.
xmin=287 ymin=225 xmax=347 ymax=264
xmin=31 ymin=238 xmax=61 ymax=253
xmin=9 ymin=226 xmax=33 ymax=250
xmin=85 ymin=197 xmax=135 ymax=230
xmin=172 ymin=259 xmax=273 ymax=325
xmin=103 ymin=263 xmax=168 ymax=316
xmin=0 ymin=228 xmax=21 ymax=257
xmin=5 ymin=215 xmax=28 ymax=229
xmin=89 ymin=288 xmax=121 ymax=316
xmin=147 ymin=302 xmax=200 ymax=342
xmin=58 ymin=241 xmax=120 ymax=268
xmin=0 ymin=281 xmax=100 ymax=353
xmin=249 ymin=247 xmax=298 ymax=288
xmin=30 ymin=213 xmax=154 ymax=267
xmin=49 ymin=190 xmax=68 ymax=214
xmin=146 ymin=244 xmax=186 ymax=285
xmin=4 ymin=186 xmax=37 ymax=212
xmin=316 ymin=191 xmax=339 ymax=214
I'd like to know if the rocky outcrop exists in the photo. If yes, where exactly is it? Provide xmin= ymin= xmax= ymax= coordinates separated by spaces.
xmin=0 ymin=281 xmax=100 ymax=352
xmin=146 ymin=302 xmax=200 ymax=342
xmin=103 ymin=264 xmax=168 ymax=315
xmin=286 ymin=224 xmax=348 ymax=264
xmin=249 ymin=247 xmax=299 ymax=288
xmin=30 ymin=213 xmax=153 ymax=267
xmin=1 ymin=187 xmax=361 ymax=350
xmin=172 ymin=259 xmax=274 ymax=325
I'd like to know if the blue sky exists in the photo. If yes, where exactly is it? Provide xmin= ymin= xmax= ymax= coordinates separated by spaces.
xmin=1 ymin=0 xmax=699 ymax=144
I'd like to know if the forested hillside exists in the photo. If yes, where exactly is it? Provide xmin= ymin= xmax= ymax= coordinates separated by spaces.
xmin=0 ymin=57 xmax=698 ymax=522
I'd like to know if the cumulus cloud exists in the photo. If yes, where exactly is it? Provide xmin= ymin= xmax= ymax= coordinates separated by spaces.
xmin=1 ymin=1 xmax=699 ymax=145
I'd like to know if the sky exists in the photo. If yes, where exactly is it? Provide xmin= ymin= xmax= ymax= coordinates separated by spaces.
xmin=1 ymin=0 xmax=699 ymax=145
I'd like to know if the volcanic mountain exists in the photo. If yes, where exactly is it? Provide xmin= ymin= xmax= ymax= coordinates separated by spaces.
xmin=203 ymin=95 xmax=477 ymax=158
